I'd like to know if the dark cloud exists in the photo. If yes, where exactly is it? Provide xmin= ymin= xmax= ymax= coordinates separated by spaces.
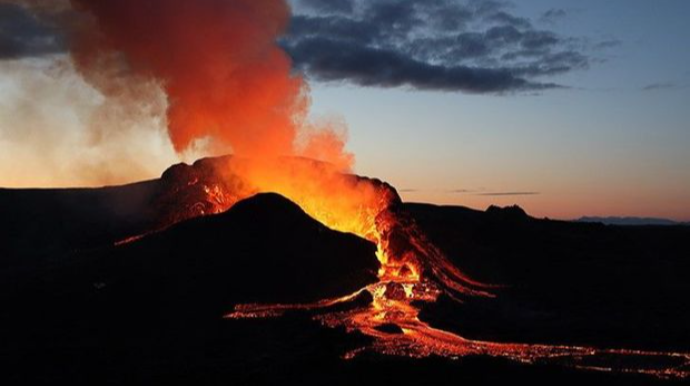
xmin=487 ymin=11 xmax=531 ymax=29
xmin=287 ymin=37 xmax=552 ymax=92
xmin=477 ymin=192 xmax=540 ymax=196
xmin=298 ymin=0 xmax=354 ymax=15
xmin=0 ymin=3 xmax=64 ymax=59
xmin=285 ymin=0 xmax=592 ymax=93
xmin=2 ymin=0 xmax=597 ymax=94
xmin=288 ymin=15 xmax=379 ymax=45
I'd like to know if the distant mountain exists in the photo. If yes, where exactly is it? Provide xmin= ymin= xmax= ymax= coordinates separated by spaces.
xmin=576 ymin=216 xmax=689 ymax=226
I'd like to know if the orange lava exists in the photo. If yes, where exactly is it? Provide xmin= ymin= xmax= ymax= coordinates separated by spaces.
xmin=213 ymin=159 xmax=689 ymax=380
xmin=228 ymin=277 xmax=690 ymax=380
xmin=126 ymin=156 xmax=688 ymax=380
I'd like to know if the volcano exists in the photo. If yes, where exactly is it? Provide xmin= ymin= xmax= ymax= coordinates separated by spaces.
xmin=1 ymin=156 xmax=689 ymax=385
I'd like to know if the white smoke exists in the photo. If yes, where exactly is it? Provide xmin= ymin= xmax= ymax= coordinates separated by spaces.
xmin=0 ymin=55 xmax=183 ymax=187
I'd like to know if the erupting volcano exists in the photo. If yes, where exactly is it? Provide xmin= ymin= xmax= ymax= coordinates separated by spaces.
xmin=1 ymin=0 xmax=689 ymax=384
xmin=141 ymin=155 xmax=689 ymax=380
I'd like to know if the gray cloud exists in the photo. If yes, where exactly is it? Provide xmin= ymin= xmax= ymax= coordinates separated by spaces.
xmin=0 ymin=3 xmax=64 ymax=59
xmin=287 ymin=37 xmax=553 ymax=92
xmin=3 ymin=0 xmax=597 ymax=94
xmin=641 ymin=82 xmax=679 ymax=92
xmin=593 ymin=39 xmax=621 ymax=50
xmin=298 ymin=0 xmax=354 ymax=15
xmin=539 ymin=8 xmax=567 ymax=24
xmin=285 ymin=0 xmax=592 ymax=93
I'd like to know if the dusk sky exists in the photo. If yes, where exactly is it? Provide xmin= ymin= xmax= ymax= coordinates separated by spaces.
xmin=293 ymin=0 xmax=690 ymax=221
xmin=1 ymin=0 xmax=689 ymax=220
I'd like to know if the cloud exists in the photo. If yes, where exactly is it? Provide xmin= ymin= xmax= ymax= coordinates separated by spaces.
xmin=286 ymin=37 xmax=554 ymax=92
xmin=477 ymin=191 xmax=540 ymax=196
xmin=0 ymin=3 xmax=65 ymax=59
xmin=539 ymin=8 xmax=567 ymax=24
xmin=285 ymin=0 xmax=591 ymax=93
xmin=298 ymin=0 xmax=354 ymax=14
xmin=3 ymin=0 xmax=599 ymax=94
xmin=448 ymin=188 xmax=479 ymax=193
xmin=593 ymin=39 xmax=621 ymax=50
xmin=641 ymin=82 xmax=679 ymax=91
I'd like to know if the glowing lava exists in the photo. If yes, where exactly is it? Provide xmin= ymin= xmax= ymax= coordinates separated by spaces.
xmin=135 ymin=156 xmax=689 ymax=380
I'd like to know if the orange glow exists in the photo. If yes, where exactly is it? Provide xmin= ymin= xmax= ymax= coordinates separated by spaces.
xmin=155 ymin=156 xmax=417 ymax=279
xmin=21 ymin=0 xmax=685 ymax=379
xmin=109 ymin=154 xmax=690 ymax=380
xmin=152 ymin=156 xmax=496 ymax=297
xmin=68 ymin=0 xmax=304 ymax=157
xmin=136 ymin=155 xmax=689 ymax=380
xmin=211 ymin=159 xmax=689 ymax=381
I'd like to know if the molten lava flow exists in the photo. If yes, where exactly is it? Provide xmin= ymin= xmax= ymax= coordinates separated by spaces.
xmin=211 ymin=157 xmax=690 ymax=381
xmin=151 ymin=156 xmax=491 ymax=298
xmin=111 ymin=155 xmax=690 ymax=379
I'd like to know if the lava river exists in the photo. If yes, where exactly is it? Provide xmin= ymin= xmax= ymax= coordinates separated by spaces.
xmin=226 ymin=209 xmax=690 ymax=380
xmin=153 ymin=156 xmax=688 ymax=380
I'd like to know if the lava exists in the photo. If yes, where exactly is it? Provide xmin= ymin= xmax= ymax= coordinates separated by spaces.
xmin=115 ymin=155 xmax=689 ymax=380
xmin=201 ymin=158 xmax=690 ymax=381
xmin=11 ymin=0 xmax=686 ymax=380
xmin=227 ymin=274 xmax=690 ymax=380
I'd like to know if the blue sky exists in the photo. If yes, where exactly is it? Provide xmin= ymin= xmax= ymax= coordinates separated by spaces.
xmin=299 ymin=0 xmax=690 ymax=219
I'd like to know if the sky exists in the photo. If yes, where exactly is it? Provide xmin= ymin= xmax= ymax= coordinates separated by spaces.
xmin=291 ymin=0 xmax=690 ymax=220
xmin=0 ymin=0 xmax=689 ymax=220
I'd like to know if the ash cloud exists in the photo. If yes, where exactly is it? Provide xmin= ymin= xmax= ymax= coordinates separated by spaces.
xmin=0 ymin=0 xmax=356 ymax=188
xmin=1 ymin=0 xmax=357 ymax=185
xmin=285 ymin=0 xmax=591 ymax=93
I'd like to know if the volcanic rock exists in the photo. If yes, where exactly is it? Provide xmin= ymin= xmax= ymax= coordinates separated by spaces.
xmin=406 ymin=202 xmax=690 ymax=353
xmin=374 ymin=323 xmax=405 ymax=335
xmin=384 ymin=282 xmax=408 ymax=301
xmin=0 ymin=193 xmax=380 ymax=381
xmin=486 ymin=204 xmax=529 ymax=222
xmin=0 ymin=155 xmax=401 ymax=268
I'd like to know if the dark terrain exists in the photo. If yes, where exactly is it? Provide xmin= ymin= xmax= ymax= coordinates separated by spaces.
xmin=0 ymin=161 xmax=688 ymax=385
xmin=408 ymin=203 xmax=690 ymax=352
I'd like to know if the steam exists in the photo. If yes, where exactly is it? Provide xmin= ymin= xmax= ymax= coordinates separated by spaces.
xmin=0 ymin=0 xmax=353 ymax=187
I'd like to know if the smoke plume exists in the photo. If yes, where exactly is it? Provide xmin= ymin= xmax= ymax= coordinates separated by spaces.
xmin=0 ymin=0 xmax=353 ymax=188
